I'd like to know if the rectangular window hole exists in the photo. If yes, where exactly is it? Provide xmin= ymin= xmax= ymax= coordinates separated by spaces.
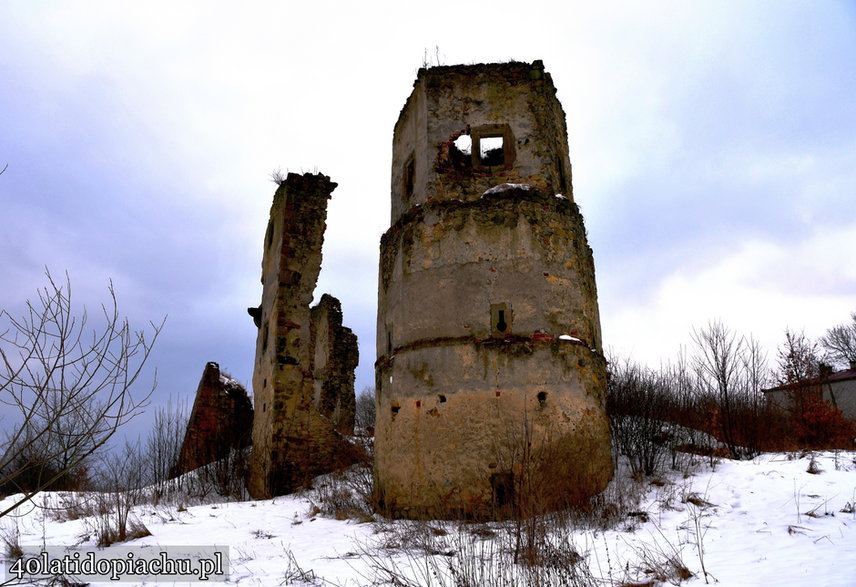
xmin=537 ymin=391 xmax=547 ymax=407
xmin=438 ymin=394 xmax=447 ymax=403
xmin=479 ymin=136 xmax=504 ymax=166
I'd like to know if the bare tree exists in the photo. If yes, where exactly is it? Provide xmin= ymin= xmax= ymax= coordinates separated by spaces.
xmin=820 ymin=311 xmax=856 ymax=369
xmin=775 ymin=328 xmax=820 ymax=385
xmin=0 ymin=271 xmax=163 ymax=518
xmin=354 ymin=386 xmax=376 ymax=435
xmin=691 ymin=320 xmax=746 ymax=458
xmin=144 ymin=398 xmax=188 ymax=498
xmin=733 ymin=334 xmax=772 ymax=456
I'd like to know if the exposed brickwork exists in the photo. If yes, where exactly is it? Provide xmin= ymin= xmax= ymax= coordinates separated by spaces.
xmin=310 ymin=294 xmax=359 ymax=435
xmin=174 ymin=361 xmax=253 ymax=476
xmin=247 ymin=172 xmax=359 ymax=499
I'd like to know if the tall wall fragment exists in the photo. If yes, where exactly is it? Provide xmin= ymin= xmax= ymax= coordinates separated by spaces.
xmin=248 ymin=172 xmax=358 ymax=499
xmin=310 ymin=294 xmax=359 ymax=435
xmin=174 ymin=361 xmax=253 ymax=476
xmin=375 ymin=61 xmax=613 ymax=519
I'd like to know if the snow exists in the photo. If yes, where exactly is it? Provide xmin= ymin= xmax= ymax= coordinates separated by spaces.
xmin=481 ymin=183 xmax=532 ymax=197
xmin=555 ymin=194 xmax=568 ymax=200
xmin=2 ymin=451 xmax=856 ymax=586
xmin=559 ymin=334 xmax=582 ymax=342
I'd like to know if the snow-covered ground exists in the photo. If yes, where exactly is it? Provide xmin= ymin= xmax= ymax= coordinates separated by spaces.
xmin=2 ymin=451 xmax=855 ymax=586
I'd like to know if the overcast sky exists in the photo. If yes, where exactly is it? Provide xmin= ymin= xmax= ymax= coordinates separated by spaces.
xmin=2 ymin=1 xmax=855 ymax=436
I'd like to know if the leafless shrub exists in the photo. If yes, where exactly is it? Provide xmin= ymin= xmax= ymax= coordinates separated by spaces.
xmin=0 ymin=271 xmax=163 ymax=518
xmin=1 ymin=519 xmax=23 ymax=558
xmin=359 ymin=524 xmax=597 ymax=587
xmin=370 ymin=518 xmax=452 ymax=556
xmin=270 ymin=167 xmax=287 ymax=185
xmin=281 ymin=549 xmax=322 ymax=585
xmin=305 ymin=439 xmax=375 ymax=522
xmin=624 ymin=530 xmax=694 ymax=586
xmin=607 ymin=359 xmax=678 ymax=478
xmin=40 ymin=492 xmax=99 ymax=522
xmin=177 ymin=446 xmax=249 ymax=503
xmin=807 ymin=454 xmax=823 ymax=475
xmin=88 ymin=443 xmax=150 ymax=546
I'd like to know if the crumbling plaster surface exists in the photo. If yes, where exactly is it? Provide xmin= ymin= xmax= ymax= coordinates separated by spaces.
xmin=376 ymin=61 xmax=612 ymax=519
xmin=379 ymin=189 xmax=601 ymax=349
xmin=375 ymin=342 xmax=612 ymax=518
xmin=390 ymin=60 xmax=572 ymax=225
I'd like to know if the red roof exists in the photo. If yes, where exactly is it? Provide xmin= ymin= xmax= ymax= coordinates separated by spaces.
xmin=764 ymin=367 xmax=856 ymax=393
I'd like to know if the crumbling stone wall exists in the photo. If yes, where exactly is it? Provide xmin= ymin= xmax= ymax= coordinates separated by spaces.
xmin=375 ymin=61 xmax=613 ymax=519
xmin=310 ymin=294 xmax=359 ymax=435
xmin=174 ymin=361 xmax=253 ymax=476
xmin=248 ymin=172 xmax=359 ymax=499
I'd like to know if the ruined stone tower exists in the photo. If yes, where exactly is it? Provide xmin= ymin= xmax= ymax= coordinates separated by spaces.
xmin=375 ymin=61 xmax=613 ymax=519
xmin=248 ymin=172 xmax=358 ymax=499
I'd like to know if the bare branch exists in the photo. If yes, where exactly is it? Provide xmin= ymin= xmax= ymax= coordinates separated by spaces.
xmin=820 ymin=311 xmax=856 ymax=367
xmin=0 ymin=270 xmax=164 ymax=518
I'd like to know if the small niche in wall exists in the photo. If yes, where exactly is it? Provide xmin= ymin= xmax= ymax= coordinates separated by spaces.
xmin=490 ymin=303 xmax=512 ymax=337
xmin=438 ymin=394 xmax=447 ymax=403
xmin=403 ymin=155 xmax=415 ymax=201
xmin=537 ymin=391 xmax=548 ymax=407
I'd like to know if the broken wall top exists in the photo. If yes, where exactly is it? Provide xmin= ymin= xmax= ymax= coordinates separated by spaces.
xmin=390 ymin=60 xmax=573 ymax=225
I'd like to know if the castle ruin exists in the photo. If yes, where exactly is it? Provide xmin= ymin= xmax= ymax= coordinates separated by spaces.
xmin=174 ymin=361 xmax=253 ymax=477
xmin=247 ymin=172 xmax=359 ymax=499
xmin=374 ymin=60 xmax=613 ymax=519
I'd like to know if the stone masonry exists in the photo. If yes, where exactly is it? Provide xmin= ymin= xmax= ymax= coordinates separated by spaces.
xmin=247 ymin=172 xmax=359 ymax=499
xmin=375 ymin=61 xmax=613 ymax=519
xmin=174 ymin=361 xmax=253 ymax=476
xmin=310 ymin=294 xmax=359 ymax=435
